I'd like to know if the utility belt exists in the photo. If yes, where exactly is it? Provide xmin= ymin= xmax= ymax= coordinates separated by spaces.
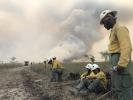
xmin=110 ymin=52 xmax=120 ymax=56
xmin=110 ymin=52 xmax=131 ymax=60
xmin=52 ymin=68 xmax=63 ymax=71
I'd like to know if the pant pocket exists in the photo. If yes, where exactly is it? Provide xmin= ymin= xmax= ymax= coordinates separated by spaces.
xmin=122 ymin=74 xmax=132 ymax=88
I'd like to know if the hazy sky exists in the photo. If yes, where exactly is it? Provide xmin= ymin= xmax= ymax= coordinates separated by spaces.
xmin=0 ymin=0 xmax=133 ymax=62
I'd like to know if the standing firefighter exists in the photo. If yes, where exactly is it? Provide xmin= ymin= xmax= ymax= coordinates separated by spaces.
xmin=50 ymin=57 xmax=64 ymax=82
xmin=100 ymin=10 xmax=132 ymax=100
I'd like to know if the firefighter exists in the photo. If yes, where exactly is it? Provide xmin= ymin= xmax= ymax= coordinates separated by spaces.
xmin=100 ymin=10 xmax=132 ymax=100
xmin=50 ymin=57 xmax=64 ymax=82
xmin=80 ymin=64 xmax=93 ymax=80
xmin=70 ymin=63 xmax=93 ymax=95
xmin=87 ymin=64 xmax=107 ymax=94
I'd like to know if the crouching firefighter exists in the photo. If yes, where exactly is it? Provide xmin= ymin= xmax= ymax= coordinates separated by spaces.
xmin=87 ymin=64 xmax=107 ymax=94
xmin=70 ymin=63 xmax=93 ymax=95
xmin=70 ymin=64 xmax=107 ymax=96
xmin=50 ymin=57 xmax=64 ymax=82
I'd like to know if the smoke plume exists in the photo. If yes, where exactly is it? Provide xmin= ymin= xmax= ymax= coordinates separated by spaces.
xmin=0 ymin=0 xmax=133 ymax=62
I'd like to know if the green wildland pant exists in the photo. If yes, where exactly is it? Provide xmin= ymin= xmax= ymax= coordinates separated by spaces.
xmin=76 ymin=79 xmax=92 ymax=91
xmin=110 ymin=53 xmax=133 ymax=100
xmin=76 ymin=79 xmax=105 ymax=94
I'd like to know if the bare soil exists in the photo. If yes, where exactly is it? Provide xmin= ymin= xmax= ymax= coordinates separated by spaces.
xmin=0 ymin=66 xmax=112 ymax=100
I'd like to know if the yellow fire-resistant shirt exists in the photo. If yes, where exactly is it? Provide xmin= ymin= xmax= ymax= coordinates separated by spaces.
xmin=109 ymin=23 xmax=132 ymax=67
xmin=80 ymin=71 xmax=93 ymax=80
xmin=90 ymin=71 xmax=107 ymax=89
xmin=52 ymin=60 xmax=64 ymax=69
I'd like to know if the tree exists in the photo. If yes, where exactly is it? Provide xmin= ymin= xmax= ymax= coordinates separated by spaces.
xmin=88 ymin=55 xmax=95 ymax=63
xmin=84 ymin=54 xmax=89 ymax=58
xmin=11 ymin=57 xmax=16 ymax=63
xmin=83 ymin=54 xmax=95 ymax=63
xmin=100 ymin=51 xmax=110 ymax=62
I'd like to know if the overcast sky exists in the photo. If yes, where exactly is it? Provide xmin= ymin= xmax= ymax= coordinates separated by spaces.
xmin=0 ymin=0 xmax=133 ymax=62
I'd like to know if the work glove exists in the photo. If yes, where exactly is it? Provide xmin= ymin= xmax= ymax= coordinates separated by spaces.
xmin=113 ymin=66 xmax=125 ymax=73
xmin=117 ymin=65 xmax=125 ymax=73
xmin=113 ymin=66 xmax=117 ymax=72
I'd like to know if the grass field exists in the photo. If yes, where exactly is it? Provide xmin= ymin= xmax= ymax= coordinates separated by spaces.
xmin=0 ymin=61 xmax=131 ymax=100
xmin=29 ymin=61 xmax=133 ymax=99
xmin=30 ymin=61 xmax=133 ymax=77
xmin=0 ymin=63 xmax=23 ymax=70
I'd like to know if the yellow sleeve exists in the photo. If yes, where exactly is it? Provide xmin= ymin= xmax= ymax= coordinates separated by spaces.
xmin=59 ymin=62 xmax=64 ymax=68
xmin=89 ymin=72 xmax=95 ymax=77
xmin=80 ymin=72 xmax=87 ymax=79
xmin=96 ymin=72 xmax=106 ymax=80
xmin=57 ymin=61 xmax=64 ymax=69
xmin=86 ymin=72 xmax=97 ymax=78
xmin=116 ymin=26 xmax=132 ymax=67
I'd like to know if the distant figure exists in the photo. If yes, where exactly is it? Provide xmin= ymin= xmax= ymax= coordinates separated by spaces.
xmin=47 ymin=58 xmax=53 ymax=70
xmin=50 ymin=57 xmax=64 ymax=82
xmin=43 ymin=60 xmax=47 ymax=73
xmin=100 ymin=10 xmax=132 ymax=100
xmin=24 ymin=61 xmax=29 ymax=66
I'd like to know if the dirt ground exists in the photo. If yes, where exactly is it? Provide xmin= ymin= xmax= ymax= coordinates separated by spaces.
xmin=0 ymin=66 xmax=31 ymax=100
xmin=0 ymin=66 xmax=112 ymax=100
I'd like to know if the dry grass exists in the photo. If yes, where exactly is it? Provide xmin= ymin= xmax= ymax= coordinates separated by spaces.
xmin=30 ymin=61 xmax=133 ymax=77
xmin=0 ymin=63 xmax=23 ymax=70
xmin=29 ymin=61 xmax=133 ymax=100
